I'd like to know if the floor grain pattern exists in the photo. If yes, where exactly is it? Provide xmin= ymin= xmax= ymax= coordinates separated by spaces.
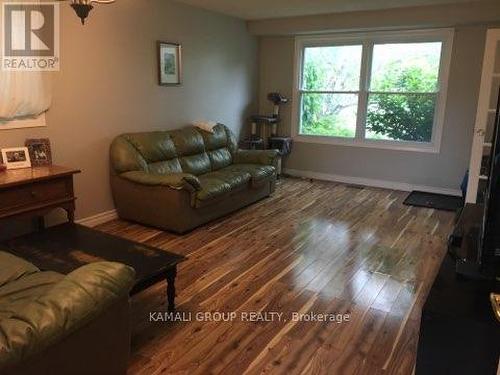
xmin=96 ymin=177 xmax=455 ymax=375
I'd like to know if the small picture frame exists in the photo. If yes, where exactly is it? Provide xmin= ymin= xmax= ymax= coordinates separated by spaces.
xmin=1 ymin=147 xmax=32 ymax=170
xmin=158 ymin=41 xmax=182 ymax=86
xmin=25 ymin=138 xmax=52 ymax=166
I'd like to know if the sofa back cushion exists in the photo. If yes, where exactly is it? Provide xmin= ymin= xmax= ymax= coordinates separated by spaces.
xmin=110 ymin=124 xmax=239 ymax=175
xmin=148 ymin=159 xmax=183 ymax=175
xmin=169 ymin=128 xmax=211 ymax=175
xmin=110 ymin=131 xmax=179 ymax=174
xmin=125 ymin=132 xmax=177 ymax=162
xmin=110 ymin=136 xmax=149 ymax=174
xmin=200 ymin=124 xmax=235 ymax=171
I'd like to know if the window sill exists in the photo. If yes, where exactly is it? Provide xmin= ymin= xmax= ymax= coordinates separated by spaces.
xmin=0 ymin=113 xmax=46 ymax=131
xmin=293 ymin=134 xmax=440 ymax=153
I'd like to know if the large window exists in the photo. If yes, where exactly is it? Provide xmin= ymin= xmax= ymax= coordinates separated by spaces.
xmin=295 ymin=30 xmax=453 ymax=152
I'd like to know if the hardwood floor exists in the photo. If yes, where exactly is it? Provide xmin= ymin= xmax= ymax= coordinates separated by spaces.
xmin=96 ymin=177 xmax=455 ymax=375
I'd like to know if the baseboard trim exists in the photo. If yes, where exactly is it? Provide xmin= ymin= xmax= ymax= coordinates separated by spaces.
xmin=76 ymin=209 xmax=118 ymax=227
xmin=283 ymin=168 xmax=462 ymax=197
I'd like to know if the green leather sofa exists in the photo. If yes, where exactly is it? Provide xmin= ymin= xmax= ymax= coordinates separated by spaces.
xmin=110 ymin=124 xmax=278 ymax=233
xmin=0 ymin=251 xmax=135 ymax=375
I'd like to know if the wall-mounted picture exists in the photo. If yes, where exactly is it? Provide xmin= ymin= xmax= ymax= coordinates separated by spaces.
xmin=158 ymin=41 xmax=182 ymax=86
xmin=25 ymin=138 xmax=52 ymax=166
xmin=1 ymin=147 xmax=31 ymax=170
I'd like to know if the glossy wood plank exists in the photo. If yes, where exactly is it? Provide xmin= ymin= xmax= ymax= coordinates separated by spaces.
xmin=96 ymin=177 xmax=455 ymax=375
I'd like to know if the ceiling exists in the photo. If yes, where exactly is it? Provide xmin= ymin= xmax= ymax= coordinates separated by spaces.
xmin=173 ymin=0 xmax=488 ymax=20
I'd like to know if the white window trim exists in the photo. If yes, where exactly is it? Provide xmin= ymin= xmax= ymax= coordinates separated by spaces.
xmin=291 ymin=28 xmax=454 ymax=153
xmin=0 ymin=113 xmax=46 ymax=131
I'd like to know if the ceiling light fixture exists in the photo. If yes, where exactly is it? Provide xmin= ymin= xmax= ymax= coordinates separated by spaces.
xmin=58 ymin=0 xmax=115 ymax=25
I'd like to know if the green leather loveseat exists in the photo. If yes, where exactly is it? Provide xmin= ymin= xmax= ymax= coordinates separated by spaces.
xmin=0 ymin=251 xmax=135 ymax=375
xmin=110 ymin=124 xmax=278 ymax=233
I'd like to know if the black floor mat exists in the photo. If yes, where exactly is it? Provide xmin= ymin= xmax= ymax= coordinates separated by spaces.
xmin=403 ymin=191 xmax=464 ymax=211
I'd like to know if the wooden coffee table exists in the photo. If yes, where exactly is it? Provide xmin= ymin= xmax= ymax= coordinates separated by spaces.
xmin=2 ymin=223 xmax=186 ymax=311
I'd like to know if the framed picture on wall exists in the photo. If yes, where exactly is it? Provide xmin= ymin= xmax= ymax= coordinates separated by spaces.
xmin=158 ymin=41 xmax=182 ymax=86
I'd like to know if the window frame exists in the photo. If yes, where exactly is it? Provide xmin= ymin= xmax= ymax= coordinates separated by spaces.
xmin=292 ymin=29 xmax=454 ymax=153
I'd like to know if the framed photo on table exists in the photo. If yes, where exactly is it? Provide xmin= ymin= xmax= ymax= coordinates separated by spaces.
xmin=25 ymin=138 xmax=52 ymax=166
xmin=1 ymin=147 xmax=31 ymax=169
xmin=158 ymin=41 xmax=182 ymax=86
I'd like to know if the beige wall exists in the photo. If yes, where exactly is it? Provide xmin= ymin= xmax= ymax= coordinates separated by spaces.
xmin=0 ymin=0 xmax=258 ymax=220
xmin=258 ymin=24 xmax=491 ymax=191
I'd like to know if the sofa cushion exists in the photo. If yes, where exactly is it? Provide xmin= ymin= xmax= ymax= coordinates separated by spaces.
xmin=196 ymin=170 xmax=251 ymax=204
xmin=199 ymin=124 xmax=229 ymax=151
xmin=148 ymin=159 xmax=182 ymax=175
xmin=204 ymin=170 xmax=251 ymax=190
xmin=121 ymin=171 xmax=201 ymax=192
xmin=0 ymin=252 xmax=40 ymax=289
xmin=208 ymin=148 xmax=232 ymax=171
xmin=166 ymin=127 xmax=211 ymax=175
xmin=233 ymin=149 xmax=279 ymax=167
xmin=123 ymin=132 xmax=177 ymax=163
xmin=110 ymin=137 xmax=149 ymax=174
xmin=199 ymin=125 xmax=238 ymax=171
xmin=179 ymin=153 xmax=211 ymax=176
xmin=222 ymin=164 xmax=276 ymax=184
xmin=169 ymin=128 xmax=205 ymax=156
xmin=195 ymin=178 xmax=231 ymax=203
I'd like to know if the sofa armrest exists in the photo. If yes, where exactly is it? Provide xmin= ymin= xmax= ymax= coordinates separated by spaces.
xmin=120 ymin=171 xmax=201 ymax=192
xmin=233 ymin=149 xmax=279 ymax=167
xmin=0 ymin=262 xmax=135 ymax=369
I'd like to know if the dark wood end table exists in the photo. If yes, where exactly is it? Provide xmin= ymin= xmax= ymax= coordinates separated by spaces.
xmin=2 ymin=223 xmax=186 ymax=311
xmin=0 ymin=165 xmax=80 ymax=229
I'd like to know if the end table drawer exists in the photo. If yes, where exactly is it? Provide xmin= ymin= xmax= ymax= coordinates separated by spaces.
xmin=0 ymin=178 xmax=71 ymax=211
xmin=0 ymin=165 xmax=79 ymax=225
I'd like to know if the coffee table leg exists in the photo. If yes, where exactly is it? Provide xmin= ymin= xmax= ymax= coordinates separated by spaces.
xmin=166 ymin=266 xmax=177 ymax=312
